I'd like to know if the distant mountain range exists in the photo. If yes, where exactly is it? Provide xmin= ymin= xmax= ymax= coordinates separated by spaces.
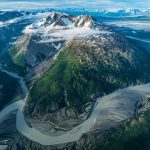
xmin=59 ymin=8 xmax=150 ymax=17
xmin=0 ymin=8 xmax=150 ymax=22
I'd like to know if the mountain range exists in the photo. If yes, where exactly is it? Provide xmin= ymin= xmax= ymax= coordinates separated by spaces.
xmin=1 ymin=10 xmax=150 ymax=150
xmin=8 ymin=12 xmax=149 ymax=130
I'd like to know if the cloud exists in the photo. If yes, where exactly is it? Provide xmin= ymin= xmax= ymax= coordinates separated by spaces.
xmin=0 ymin=0 xmax=150 ymax=10
xmin=0 ymin=1 xmax=59 ymax=10
xmin=106 ymin=20 xmax=150 ymax=31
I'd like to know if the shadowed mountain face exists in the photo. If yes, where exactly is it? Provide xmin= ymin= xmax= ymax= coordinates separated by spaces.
xmin=0 ymin=71 xmax=19 ymax=110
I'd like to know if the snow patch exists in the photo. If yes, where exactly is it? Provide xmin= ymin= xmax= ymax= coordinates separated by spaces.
xmin=0 ymin=18 xmax=18 ymax=27
xmin=0 ymin=21 xmax=4 ymax=26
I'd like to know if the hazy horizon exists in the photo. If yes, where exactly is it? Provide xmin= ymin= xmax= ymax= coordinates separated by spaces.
xmin=0 ymin=0 xmax=150 ymax=10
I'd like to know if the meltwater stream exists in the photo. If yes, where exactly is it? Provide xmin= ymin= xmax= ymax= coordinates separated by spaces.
xmin=0 ymin=67 xmax=150 ymax=145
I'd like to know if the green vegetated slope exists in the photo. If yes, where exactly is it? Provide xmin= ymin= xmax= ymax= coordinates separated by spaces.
xmin=27 ymin=36 xmax=150 ymax=114
xmin=4 ymin=36 xmax=29 ymax=76
xmin=8 ymin=35 xmax=30 ymax=69
xmin=9 ymin=44 xmax=26 ymax=68
xmin=0 ymin=71 xmax=18 ymax=110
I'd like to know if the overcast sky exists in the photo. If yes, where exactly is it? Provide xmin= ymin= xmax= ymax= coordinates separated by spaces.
xmin=0 ymin=0 xmax=150 ymax=10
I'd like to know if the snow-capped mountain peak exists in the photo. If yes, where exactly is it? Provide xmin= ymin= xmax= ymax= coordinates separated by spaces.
xmin=34 ymin=12 xmax=93 ymax=29
xmin=74 ymin=15 xmax=93 ymax=28
xmin=23 ymin=12 xmax=110 ymax=43
xmin=41 ymin=12 xmax=73 ymax=27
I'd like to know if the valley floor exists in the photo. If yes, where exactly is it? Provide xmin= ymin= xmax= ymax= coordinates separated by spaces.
xmin=0 ymin=67 xmax=150 ymax=147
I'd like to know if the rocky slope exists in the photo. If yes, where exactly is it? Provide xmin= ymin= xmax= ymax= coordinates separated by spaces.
xmin=8 ymin=12 xmax=109 ymax=79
